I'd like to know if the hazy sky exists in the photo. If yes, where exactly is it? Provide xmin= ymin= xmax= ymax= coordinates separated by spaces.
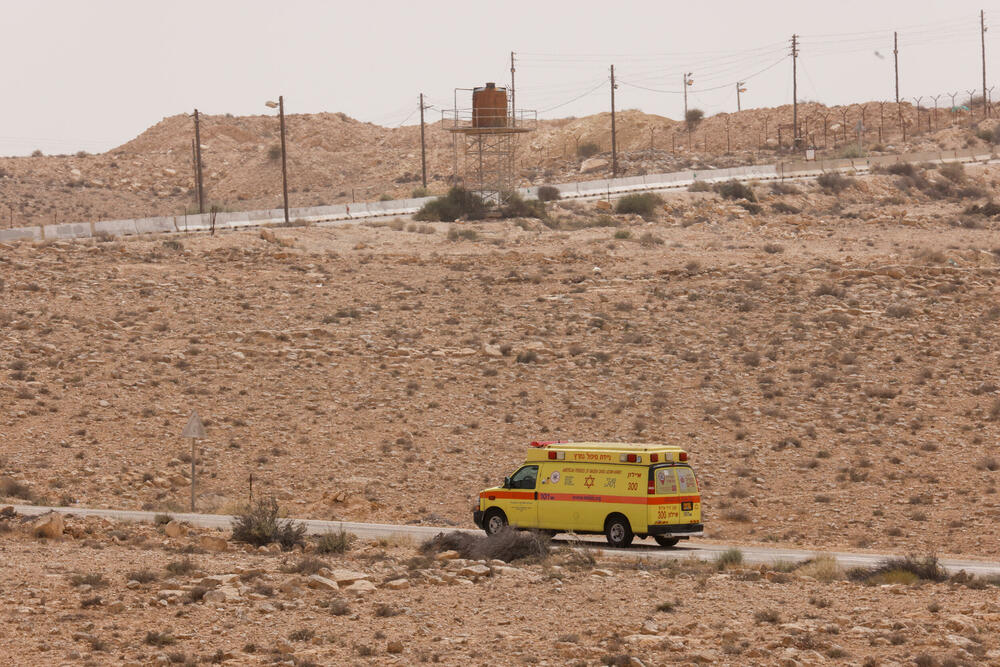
xmin=1 ymin=0 xmax=995 ymax=155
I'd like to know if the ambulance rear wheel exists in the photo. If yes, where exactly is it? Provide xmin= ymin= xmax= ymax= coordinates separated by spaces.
xmin=604 ymin=515 xmax=634 ymax=548
xmin=653 ymin=536 xmax=680 ymax=548
xmin=483 ymin=509 xmax=508 ymax=536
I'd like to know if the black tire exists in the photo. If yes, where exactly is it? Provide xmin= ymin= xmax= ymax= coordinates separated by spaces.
xmin=604 ymin=515 xmax=634 ymax=548
xmin=483 ymin=508 xmax=508 ymax=536
xmin=653 ymin=536 xmax=680 ymax=548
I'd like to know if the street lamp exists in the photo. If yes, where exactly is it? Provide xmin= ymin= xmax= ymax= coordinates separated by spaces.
xmin=265 ymin=96 xmax=289 ymax=224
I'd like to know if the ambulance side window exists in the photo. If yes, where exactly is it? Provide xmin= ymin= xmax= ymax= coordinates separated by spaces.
xmin=509 ymin=465 xmax=538 ymax=490
xmin=654 ymin=467 xmax=679 ymax=495
xmin=676 ymin=467 xmax=699 ymax=493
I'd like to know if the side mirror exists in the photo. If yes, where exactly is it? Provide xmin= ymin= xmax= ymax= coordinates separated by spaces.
xmin=503 ymin=476 xmax=511 ymax=489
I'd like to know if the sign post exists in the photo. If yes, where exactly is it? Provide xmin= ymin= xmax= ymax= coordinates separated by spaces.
xmin=181 ymin=410 xmax=206 ymax=512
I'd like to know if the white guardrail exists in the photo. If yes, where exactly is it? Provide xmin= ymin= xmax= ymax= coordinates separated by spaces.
xmin=0 ymin=148 xmax=993 ymax=244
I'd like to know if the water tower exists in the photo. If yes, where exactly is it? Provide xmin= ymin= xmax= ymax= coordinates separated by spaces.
xmin=444 ymin=82 xmax=536 ymax=206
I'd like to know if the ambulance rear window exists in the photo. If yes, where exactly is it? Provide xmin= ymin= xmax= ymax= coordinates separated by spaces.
xmin=654 ymin=467 xmax=678 ymax=495
xmin=677 ymin=466 xmax=698 ymax=493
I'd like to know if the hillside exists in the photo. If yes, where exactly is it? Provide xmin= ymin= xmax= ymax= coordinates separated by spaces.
xmin=0 ymin=101 xmax=994 ymax=228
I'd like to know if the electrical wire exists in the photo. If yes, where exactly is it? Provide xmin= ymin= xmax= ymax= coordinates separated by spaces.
xmin=617 ymin=55 xmax=790 ymax=95
xmin=538 ymin=78 xmax=609 ymax=113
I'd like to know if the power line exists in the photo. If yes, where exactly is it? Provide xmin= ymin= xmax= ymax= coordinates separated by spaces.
xmin=539 ymin=78 xmax=609 ymax=113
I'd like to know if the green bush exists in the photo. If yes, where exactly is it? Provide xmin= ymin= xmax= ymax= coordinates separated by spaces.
xmin=577 ymin=142 xmax=600 ymax=159
xmin=685 ymin=108 xmax=704 ymax=130
xmin=414 ymin=187 xmax=487 ymax=222
xmin=267 ymin=145 xmax=281 ymax=161
xmin=231 ymin=496 xmax=306 ymax=550
xmin=500 ymin=193 xmax=546 ymax=219
xmin=713 ymin=179 xmax=756 ymax=202
xmin=536 ymin=185 xmax=561 ymax=202
xmin=687 ymin=181 xmax=713 ymax=192
xmin=614 ymin=193 xmax=663 ymax=219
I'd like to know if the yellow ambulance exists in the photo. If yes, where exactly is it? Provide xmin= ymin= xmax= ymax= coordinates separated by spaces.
xmin=473 ymin=441 xmax=703 ymax=548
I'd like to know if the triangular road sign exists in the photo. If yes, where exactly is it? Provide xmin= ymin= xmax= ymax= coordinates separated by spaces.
xmin=181 ymin=410 xmax=206 ymax=438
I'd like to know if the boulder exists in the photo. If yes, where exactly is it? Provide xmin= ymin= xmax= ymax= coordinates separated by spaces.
xmin=580 ymin=157 xmax=608 ymax=174
xmin=164 ymin=520 xmax=185 ymax=538
xmin=330 ymin=569 xmax=369 ymax=586
xmin=199 ymin=535 xmax=228 ymax=551
xmin=459 ymin=564 xmax=491 ymax=580
xmin=385 ymin=579 xmax=410 ymax=590
xmin=306 ymin=575 xmax=339 ymax=591
xmin=32 ymin=511 xmax=65 ymax=539
xmin=343 ymin=580 xmax=377 ymax=596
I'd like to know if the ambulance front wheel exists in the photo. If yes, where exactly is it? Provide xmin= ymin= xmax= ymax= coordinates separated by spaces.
xmin=483 ymin=509 xmax=508 ymax=536
xmin=605 ymin=514 xmax=634 ymax=548
xmin=653 ymin=536 xmax=680 ymax=548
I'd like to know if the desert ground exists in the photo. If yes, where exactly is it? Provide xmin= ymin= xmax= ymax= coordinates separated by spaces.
xmin=2 ymin=154 xmax=1000 ymax=665
xmin=3 ymin=509 xmax=1000 ymax=666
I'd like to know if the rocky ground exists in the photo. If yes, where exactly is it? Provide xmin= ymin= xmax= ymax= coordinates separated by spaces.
xmin=3 ymin=507 xmax=1000 ymax=666
xmin=1 ymin=160 xmax=999 ymax=563
xmin=0 ymin=102 xmax=994 ymax=228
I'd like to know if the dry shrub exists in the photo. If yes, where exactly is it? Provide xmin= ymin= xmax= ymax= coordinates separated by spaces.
xmin=420 ymin=528 xmax=549 ymax=563
xmin=231 ymin=496 xmax=306 ymax=550
xmin=817 ymin=172 xmax=854 ymax=193
xmin=847 ymin=555 xmax=946 ymax=584
xmin=796 ymin=554 xmax=844 ymax=582
xmin=0 ymin=477 xmax=32 ymax=501
xmin=316 ymin=528 xmax=354 ymax=554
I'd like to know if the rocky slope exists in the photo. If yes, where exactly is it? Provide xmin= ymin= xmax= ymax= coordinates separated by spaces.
xmin=1 ymin=161 xmax=998 ymax=559
xmin=0 ymin=102 xmax=994 ymax=228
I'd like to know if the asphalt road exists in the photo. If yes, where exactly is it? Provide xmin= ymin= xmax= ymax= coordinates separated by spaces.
xmin=13 ymin=504 xmax=1000 ymax=576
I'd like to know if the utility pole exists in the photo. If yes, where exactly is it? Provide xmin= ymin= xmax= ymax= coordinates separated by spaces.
xmin=683 ymin=72 xmax=692 ymax=118
xmin=192 ymin=109 xmax=205 ymax=214
xmin=510 ymin=51 xmax=516 ymax=127
xmin=982 ymin=10 xmax=989 ymax=118
xmin=190 ymin=138 xmax=198 ymax=203
xmin=893 ymin=32 xmax=900 ymax=106
xmin=419 ymin=93 xmax=427 ymax=189
xmin=279 ymin=96 xmax=289 ymax=223
xmin=893 ymin=31 xmax=903 ymax=141
xmin=610 ymin=64 xmax=618 ymax=177
xmin=736 ymin=81 xmax=746 ymax=112
xmin=791 ymin=35 xmax=799 ymax=148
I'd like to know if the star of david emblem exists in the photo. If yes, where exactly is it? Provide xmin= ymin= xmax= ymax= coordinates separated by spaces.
xmin=584 ymin=475 xmax=595 ymax=488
